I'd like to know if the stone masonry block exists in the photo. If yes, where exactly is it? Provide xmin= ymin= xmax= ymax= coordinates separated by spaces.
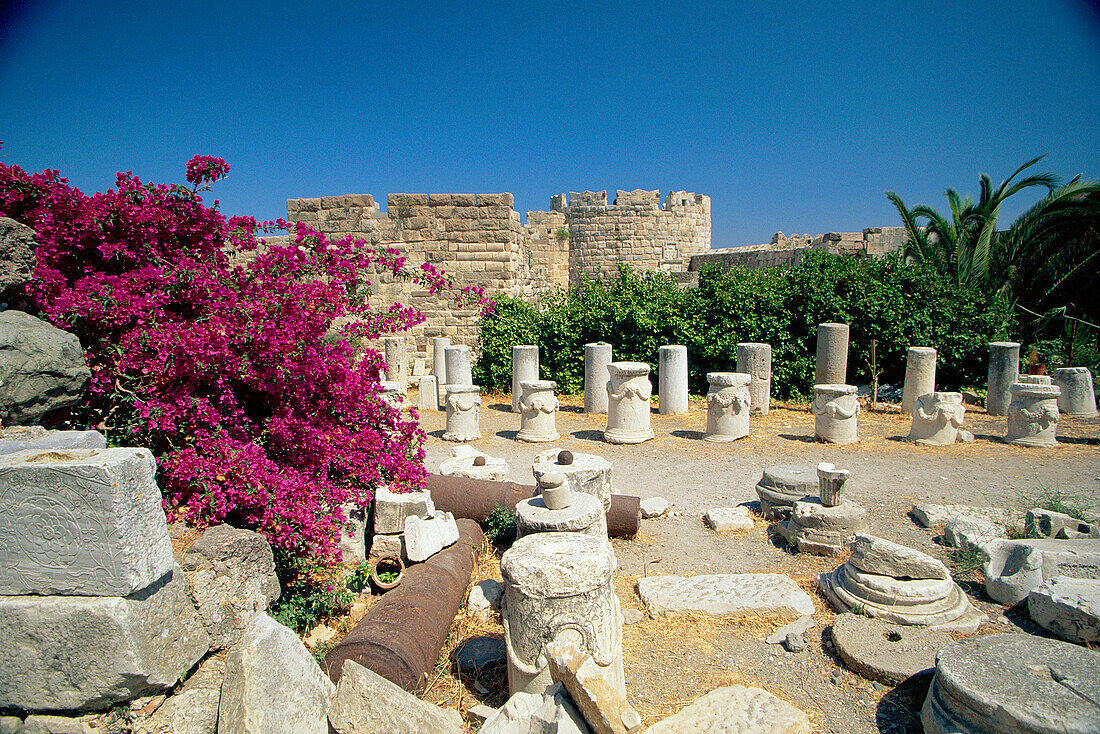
xmin=0 ymin=448 xmax=175 ymax=596
xmin=0 ymin=566 xmax=210 ymax=712
xmin=373 ymin=485 xmax=435 ymax=534
xmin=451 ymin=194 xmax=476 ymax=206
xmin=320 ymin=196 xmax=346 ymax=209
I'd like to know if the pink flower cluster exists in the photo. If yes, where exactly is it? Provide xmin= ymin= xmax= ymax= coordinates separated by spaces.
xmin=0 ymin=155 xmax=493 ymax=562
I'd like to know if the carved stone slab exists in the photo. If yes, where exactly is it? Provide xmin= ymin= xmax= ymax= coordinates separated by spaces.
xmin=0 ymin=448 xmax=174 ymax=596
xmin=643 ymin=684 xmax=810 ymax=734
xmin=636 ymin=573 xmax=814 ymax=618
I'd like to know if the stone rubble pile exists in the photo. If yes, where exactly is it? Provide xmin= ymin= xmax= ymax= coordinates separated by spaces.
xmin=777 ymin=463 xmax=867 ymax=555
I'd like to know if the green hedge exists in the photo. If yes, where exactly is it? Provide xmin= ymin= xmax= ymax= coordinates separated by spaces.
xmin=475 ymin=251 xmax=1014 ymax=400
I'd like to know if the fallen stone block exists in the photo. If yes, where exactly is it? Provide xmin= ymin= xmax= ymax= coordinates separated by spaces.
xmin=456 ymin=637 xmax=506 ymax=673
xmin=404 ymin=511 xmax=459 ymax=562
xmin=755 ymin=464 xmax=816 ymax=521
xmin=373 ymin=485 xmax=435 ymax=534
xmin=943 ymin=517 xmax=1006 ymax=550
xmin=0 ymin=427 xmax=105 ymax=455
xmin=179 ymin=524 xmax=281 ymax=650
xmin=982 ymin=537 xmax=1100 ymax=606
xmin=0 ymin=447 xmax=174 ymax=596
xmin=1026 ymin=508 xmax=1099 ymax=539
xmin=546 ymin=640 xmax=641 ymax=734
xmin=137 ymin=656 xmax=225 ymax=734
xmin=704 ymin=506 xmax=753 ymax=531
xmin=848 ymin=534 xmax=948 ymax=580
xmin=636 ymin=573 xmax=814 ymax=618
xmin=830 ymin=612 xmax=952 ymax=685
xmin=467 ymin=578 xmax=503 ymax=616
xmin=910 ymin=503 xmax=1017 ymax=529
xmin=439 ymin=445 xmax=509 ymax=481
xmin=0 ymin=566 xmax=210 ymax=712
xmin=642 ymin=684 xmax=810 ymax=734
xmin=327 ymin=659 xmax=463 ymax=734
xmin=22 ymin=715 xmax=97 ymax=734
xmin=218 ymin=613 xmax=334 ymax=734
xmin=481 ymin=682 xmax=588 ymax=734
xmin=467 ymin=704 xmax=497 ymax=723
xmin=337 ymin=504 xmax=368 ymax=563
xmin=1028 ymin=577 xmax=1100 ymax=644
xmin=368 ymin=531 xmax=407 ymax=561
xmin=639 ymin=497 xmax=668 ymax=519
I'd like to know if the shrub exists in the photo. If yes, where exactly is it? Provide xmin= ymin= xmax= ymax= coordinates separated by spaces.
xmin=484 ymin=505 xmax=517 ymax=547
xmin=0 ymin=157 xmax=491 ymax=562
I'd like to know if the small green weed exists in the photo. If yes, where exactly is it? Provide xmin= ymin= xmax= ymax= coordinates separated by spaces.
xmin=1020 ymin=485 xmax=1093 ymax=521
xmin=346 ymin=561 xmax=373 ymax=593
xmin=485 ymin=505 xmax=517 ymax=547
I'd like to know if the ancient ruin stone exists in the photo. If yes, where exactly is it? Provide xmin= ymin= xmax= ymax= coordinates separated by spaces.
xmin=1026 ymin=508 xmax=1099 ymax=539
xmin=943 ymin=517 xmax=1006 ymax=550
xmin=0 ymin=448 xmax=174 ymax=597
xmin=986 ymin=341 xmax=1020 ymax=416
xmin=443 ymin=385 xmax=482 ymax=442
xmin=327 ymin=660 xmax=463 ymax=734
xmin=910 ymin=503 xmax=1017 ymax=529
xmin=546 ymin=640 xmax=641 ymax=734
xmin=636 ymin=573 xmax=814 ymax=618
xmin=812 ymin=384 xmax=859 ymax=444
xmin=383 ymin=336 xmax=407 ymax=391
xmin=439 ymin=446 xmax=508 ymax=481
xmin=704 ymin=506 xmax=753 ymax=532
xmin=909 ymin=392 xmax=966 ymax=446
xmin=533 ymin=449 xmax=612 ymax=511
xmin=603 ymin=362 xmax=653 ymax=444
xmin=511 ymin=345 xmax=540 ymax=414
xmin=639 ymin=497 xmax=669 ymax=518
xmin=703 ymin=372 xmax=751 ymax=441
xmin=1006 ymin=382 xmax=1060 ymax=446
xmin=516 ymin=491 xmax=606 ymax=540
xmin=218 ymin=613 xmax=334 ymax=734
xmin=517 ymin=380 xmax=560 ymax=442
xmin=139 ymin=656 xmax=225 ymax=734
xmin=1053 ymin=366 xmax=1098 ymax=416
xmin=755 ymin=465 xmax=817 ymax=521
xmin=0 ymin=566 xmax=210 ymax=712
xmin=982 ymin=537 xmax=1100 ymax=606
xmin=735 ymin=342 xmax=772 ymax=415
xmin=643 ymin=685 xmax=810 ymax=734
xmin=0 ymin=217 xmax=37 ymax=300
xmin=481 ymin=682 xmax=588 ymax=734
xmin=816 ymin=462 xmax=849 ymax=507
xmin=831 ymin=613 xmax=954 ymax=685
xmin=468 ymin=579 xmax=503 ymax=616
xmin=658 ymin=345 xmax=688 ymax=415
xmin=372 ymin=485 xmax=434 ymax=535
xmin=848 ymin=534 xmax=949 ymax=580
xmin=0 ymin=310 xmax=90 ymax=424
xmin=432 ymin=337 xmax=449 ymax=408
xmin=921 ymin=633 xmax=1100 ymax=734
xmin=901 ymin=347 xmax=937 ymax=416
xmin=1028 ymin=577 xmax=1100 ymax=644
xmin=814 ymin=322 xmax=849 ymax=385
xmin=501 ymin=533 xmax=623 ymax=696
xmin=416 ymin=375 xmax=437 ymax=412
xmin=403 ymin=511 xmax=459 ymax=562
xmin=443 ymin=345 xmax=473 ymax=387
xmin=777 ymin=498 xmax=867 ymax=556
xmin=0 ymin=427 xmax=105 ymax=456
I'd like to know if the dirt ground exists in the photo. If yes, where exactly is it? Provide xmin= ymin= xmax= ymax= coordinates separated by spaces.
xmin=409 ymin=390 xmax=1099 ymax=732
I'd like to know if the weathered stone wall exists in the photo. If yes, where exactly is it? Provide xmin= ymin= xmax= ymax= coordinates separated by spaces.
xmin=689 ymin=226 xmax=906 ymax=276
xmin=523 ymin=209 xmax=569 ymax=292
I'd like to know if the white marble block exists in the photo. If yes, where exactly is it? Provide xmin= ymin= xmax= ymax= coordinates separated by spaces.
xmin=704 ymin=372 xmax=751 ymax=442
xmin=516 ymin=380 xmax=560 ymax=443
xmin=1053 ymin=367 xmax=1098 ymax=416
xmin=1006 ymin=382 xmax=1060 ymax=447
xmin=736 ymin=342 xmax=772 ymax=414
xmin=444 ymin=345 xmax=473 ymax=387
xmin=815 ymin=323 xmax=849 ymax=384
xmin=909 ymin=391 xmax=965 ymax=446
xmin=986 ymin=341 xmax=1020 ymax=416
xmin=583 ymin=342 xmax=613 ymax=414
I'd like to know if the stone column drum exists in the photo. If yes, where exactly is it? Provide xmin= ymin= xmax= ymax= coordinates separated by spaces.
xmin=512 ymin=345 xmax=540 ymax=414
xmin=658 ymin=345 xmax=689 ymax=415
xmin=817 ymin=463 xmax=850 ymax=507
xmin=444 ymin=345 xmax=473 ymax=388
xmin=704 ymin=372 xmax=751 ymax=442
xmin=533 ymin=450 xmax=613 ymax=511
xmin=515 ymin=486 xmax=607 ymax=541
xmin=603 ymin=362 xmax=654 ymax=444
xmin=516 ymin=380 xmax=560 ymax=443
xmin=909 ymin=392 xmax=965 ymax=446
xmin=1053 ymin=367 xmax=1098 ymax=416
xmin=1005 ymin=382 xmax=1060 ymax=447
xmin=432 ymin=336 xmax=450 ymax=408
xmin=901 ymin=347 xmax=937 ymax=416
xmin=986 ymin=341 xmax=1021 ymax=416
xmin=501 ymin=533 xmax=624 ymax=697
xmin=583 ymin=342 xmax=613 ymax=414
xmin=442 ymin=385 xmax=481 ymax=442
xmin=736 ymin=342 xmax=772 ymax=414
xmin=813 ymin=384 xmax=860 ymax=444
xmin=815 ymin=323 xmax=850 ymax=385
xmin=383 ymin=336 xmax=407 ymax=392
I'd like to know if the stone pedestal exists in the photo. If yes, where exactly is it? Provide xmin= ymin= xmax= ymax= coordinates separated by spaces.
xmin=517 ymin=380 xmax=560 ymax=443
xmin=603 ymin=362 xmax=654 ymax=444
xmin=532 ymin=450 xmax=613 ymax=511
xmin=1053 ymin=367 xmax=1098 ymax=416
xmin=909 ymin=392 xmax=965 ymax=446
xmin=812 ymin=384 xmax=859 ymax=444
xmin=735 ymin=342 xmax=771 ymax=414
xmin=815 ymin=323 xmax=849 ymax=385
xmin=382 ymin=336 xmax=407 ymax=391
xmin=986 ymin=341 xmax=1020 ymax=416
xmin=755 ymin=465 xmax=817 ymax=521
xmin=658 ymin=345 xmax=688 ymax=415
xmin=432 ymin=337 xmax=450 ymax=408
xmin=1006 ymin=382 xmax=1060 ymax=447
xmin=583 ymin=342 xmax=612 ymax=414
xmin=901 ymin=347 xmax=937 ymax=416
xmin=778 ymin=498 xmax=867 ymax=556
xmin=703 ymin=372 xmax=751 ymax=442
xmin=416 ymin=375 xmax=437 ymax=412
xmin=515 ymin=492 xmax=606 ymax=541
xmin=816 ymin=463 xmax=849 ymax=507
xmin=512 ymin=345 xmax=539 ymax=414
xmin=443 ymin=385 xmax=481 ymax=442
xmin=444 ymin=345 xmax=473 ymax=388
xmin=501 ymin=533 xmax=623 ymax=697
xmin=438 ymin=446 xmax=509 ymax=481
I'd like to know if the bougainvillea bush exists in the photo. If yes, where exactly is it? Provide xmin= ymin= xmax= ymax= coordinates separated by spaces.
xmin=0 ymin=156 xmax=490 ymax=562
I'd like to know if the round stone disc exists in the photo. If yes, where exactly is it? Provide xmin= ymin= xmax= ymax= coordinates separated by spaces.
xmin=831 ymin=612 xmax=953 ymax=684
xmin=757 ymin=465 xmax=817 ymax=497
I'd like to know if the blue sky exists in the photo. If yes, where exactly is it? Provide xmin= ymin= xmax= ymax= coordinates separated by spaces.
xmin=2 ymin=0 xmax=1098 ymax=247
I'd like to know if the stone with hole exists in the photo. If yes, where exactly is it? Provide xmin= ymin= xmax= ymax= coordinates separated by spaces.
xmin=831 ymin=612 xmax=953 ymax=685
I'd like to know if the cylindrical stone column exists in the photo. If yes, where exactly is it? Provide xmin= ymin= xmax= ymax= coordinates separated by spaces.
xmin=704 ymin=372 xmax=751 ymax=442
xmin=501 ymin=533 xmax=624 ymax=696
xmin=1053 ymin=368 xmax=1098 ymax=416
xmin=442 ymin=385 xmax=481 ymax=442
xmin=416 ymin=375 xmax=437 ymax=412
xmin=817 ymin=463 xmax=850 ymax=508
xmin=736 ymin=342 xmax=772 ymax=415
xmin=909 ymin=392 xmax=966 ymax=446
xmin=516 ymin=380 xmax=560 ymax=443
xmin=1006 ymin=382 xmax=1060 ymax=447
xmin=515 ymin=492 xmax=607 ymax=541
xmin=658 ymin=345 xmax=689 ymax=415
xmin=987 ymin=342 xmax=1021 ymax=416
xmin=533 ymin=450 xmax=613 ymax=511
xmin=901 ymin=347 xmax=937 ymax=416
xmin=584 ymin=342 xmax=613 ymax=414
xmin=511 ymin=345 xmax=540 ymax=413
xmin=812 ymin=384 xmax=860 ymax=444
xmin=383 ymin=336 xmax=407 ymax=392
xmin=444 ymin=345 xmax=473 ymax=388
xmin=815 ymin=323 xmax=850 ymax=385
xmin=603 ymin=362 xmax=654 ymax=444
xmin=432 ymin=336 xmax=450 ymax=408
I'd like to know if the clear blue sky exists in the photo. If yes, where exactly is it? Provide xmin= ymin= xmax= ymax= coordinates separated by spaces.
xmin=2 ymin=0 xmax=1098 ymax=247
